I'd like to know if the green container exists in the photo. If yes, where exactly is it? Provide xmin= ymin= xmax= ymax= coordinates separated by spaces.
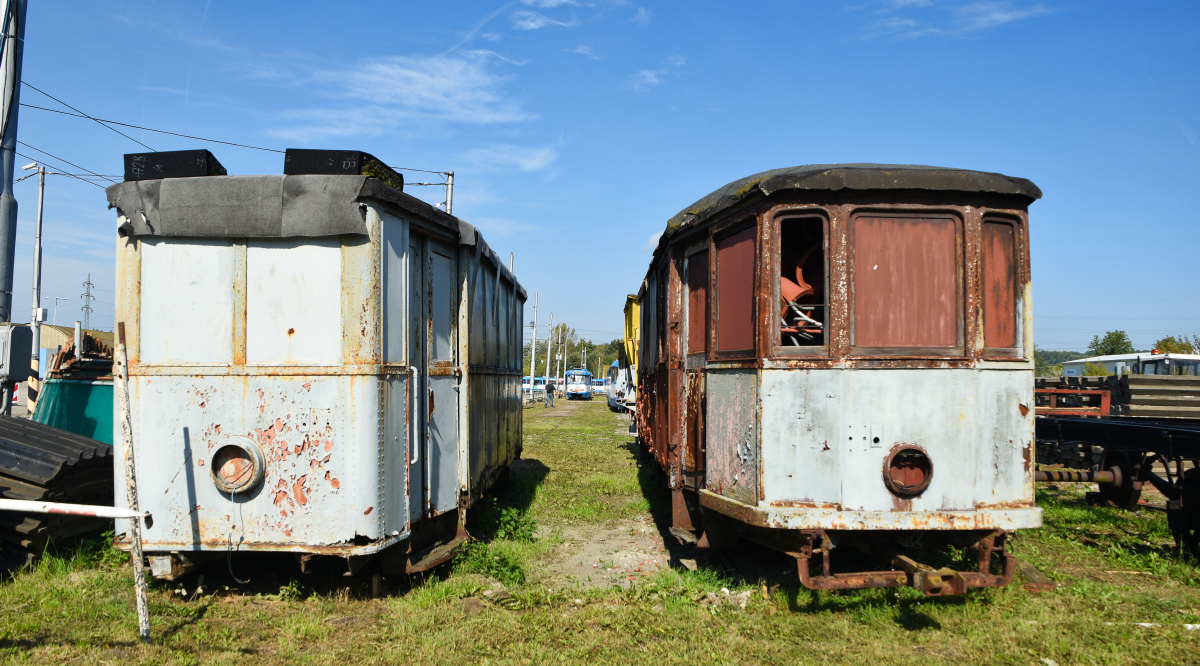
xmin=31 ymin=379 xmax=114 ymax=445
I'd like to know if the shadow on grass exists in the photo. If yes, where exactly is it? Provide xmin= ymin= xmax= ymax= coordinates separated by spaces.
xmin=466 ymin=458 xmax=550 ymax=543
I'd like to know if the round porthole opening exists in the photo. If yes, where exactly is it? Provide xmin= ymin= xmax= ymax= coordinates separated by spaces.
xmin=884 ymin=445 xmax=933 ymax=498
xmin=210 ymin=438 xmax=265 ymax=494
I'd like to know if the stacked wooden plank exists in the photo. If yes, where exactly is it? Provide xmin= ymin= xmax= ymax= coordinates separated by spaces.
xmin=0 ymin=417 xmax=113 ymax=570
xmin=1111 ymin=375 xmax=1200 ymax=419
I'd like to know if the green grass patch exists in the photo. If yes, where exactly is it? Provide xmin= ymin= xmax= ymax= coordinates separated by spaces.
xmin=0 ymin=403 xmax=1198 ymax=663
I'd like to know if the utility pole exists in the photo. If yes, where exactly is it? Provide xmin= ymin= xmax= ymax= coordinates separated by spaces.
xmin=23 ymin=161 xmax=43 ymax=410
xmin=557 ymin=327 xmax=565 ymax=379
xmin=445 ymin=172 xmax=454 ymax=215
xmin=81 ymin=274 xmax=94 ymax=330
xmin=527 ymin=294 xmax=538 ymax=402
xmin=53 ymin=296 xmax=66 ymax=325
xmin=0 ymin=0 xmax=27 ymax=323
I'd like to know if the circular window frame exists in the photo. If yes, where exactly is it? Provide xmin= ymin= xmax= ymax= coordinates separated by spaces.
xmin=882 ymin=443 xmax=933 ymax=498
xmin=209 ymin=437 xmax=266 ymax=494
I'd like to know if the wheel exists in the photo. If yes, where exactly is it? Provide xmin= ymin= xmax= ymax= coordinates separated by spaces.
xmin=1095 ymin=451 xmax=1144 ymax=510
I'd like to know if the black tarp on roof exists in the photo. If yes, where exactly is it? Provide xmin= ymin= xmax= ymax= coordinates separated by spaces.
xmin=660 ymin=163 xmax=1042 ymax=245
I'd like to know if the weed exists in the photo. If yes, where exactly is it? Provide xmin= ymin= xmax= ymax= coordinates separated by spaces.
xmin=453 ymin=541 xmax=526 ymax=586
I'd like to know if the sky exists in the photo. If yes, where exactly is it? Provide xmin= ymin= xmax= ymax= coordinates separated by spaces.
xmin=5 ymin=0 xmax=1199 ymax=351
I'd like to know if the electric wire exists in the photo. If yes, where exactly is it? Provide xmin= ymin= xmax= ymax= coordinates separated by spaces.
xmin=21 ymin=102 xmax=276 ymax=154
xmin=17 ymin=142 xmax=115 ymax=184
xmin=20 ymin=101 xmax=451 ymax=175
xmin=22 ymin=82 xmax=155 ymax=152
xmin=14 ymin=150 xmax=105 ymax=189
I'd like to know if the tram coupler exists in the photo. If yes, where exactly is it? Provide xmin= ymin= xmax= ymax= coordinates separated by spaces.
xmin=892 ymin=556 xmax=967 ymax=596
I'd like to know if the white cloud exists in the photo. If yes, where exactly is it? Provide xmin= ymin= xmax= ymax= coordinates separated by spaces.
xmin=510 ymin=10 xmax=575 ymax=30
xmin=629 ymin=70 xmax=661 ymax=92
xmin=270 ymin=53 xmax=534 ymax=142
xmin=631 ymin=7 xmax=652 ymax=26
xmin=481 ymin=33 xmax=502 ymax=42
xmin=645 ymin=231 xmax=662 ymax=250
xmin=858 ymin=1 xmax=1052 ymax=39
xmin=954 ymin=1 xmax=1052 ymax=30
xmin=627 ymin=54 xmax=686 ymax=92
xmin=521 ymin=0 xmax=578 ymax=7
xmin=461 ymin=144 xmax=559 ymax=172
xmin=567 ymin=44 xmax=600 ymax=59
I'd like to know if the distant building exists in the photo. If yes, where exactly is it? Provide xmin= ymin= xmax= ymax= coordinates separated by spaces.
xmin=1061 ymin=352 xmax=1200 ymax=377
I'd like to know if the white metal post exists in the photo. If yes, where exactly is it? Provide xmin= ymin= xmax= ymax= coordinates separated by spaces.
xmin=445 ymin=171 xmax=454 ymax=215
xmin=116 ymin=322 xmax=151 ymax=642
xmin=26 ymin=163 xmax=42 ymax=408
xmin=527 ymin=294 xmax=538 ymax=403
xmin=544 ymin=313 xmax=553 ymax=394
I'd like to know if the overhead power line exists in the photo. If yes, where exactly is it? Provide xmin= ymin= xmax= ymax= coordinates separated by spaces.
xmin=17 ymin=141 xmax=116 ymax=184
xmin=23 ymin=82 xmax=155 ymax=152
xmin=14 ymin=150 xmax=105 ymax=189
xmin=21 ymin=101 xmax=452 ymax=175
xmin=21 ymin=101 xmax=277 ymax=154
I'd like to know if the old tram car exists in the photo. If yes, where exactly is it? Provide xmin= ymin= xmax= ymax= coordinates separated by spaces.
xmin=636 ymin=164 xmax=1042 ymax=595
xmin=108 ymin=150 xmax=526 ymax=578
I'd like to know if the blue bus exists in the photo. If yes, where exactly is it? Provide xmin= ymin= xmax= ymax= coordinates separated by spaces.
xmin=564 ymin=368 xmax=593 ymax=400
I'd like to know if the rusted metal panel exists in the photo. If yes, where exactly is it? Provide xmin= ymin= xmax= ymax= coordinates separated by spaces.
xmin=715 ymin=226 xmax=756 ymax=353
xmin=852 ymin=215 xmax=959 ymax=349
xmin=982 ymin=221 xmax=1017 ymax=350
xmin=704 ymin=370 xmax=757 ymax=504
xmin=684 ymin=372 xmax=705 ymax=484
xmin=686 ymin=251 xmax=708 ymax=353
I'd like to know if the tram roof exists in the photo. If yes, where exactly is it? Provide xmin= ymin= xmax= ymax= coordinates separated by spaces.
xmin=661 ymin=163 xmax=1041 ymax=244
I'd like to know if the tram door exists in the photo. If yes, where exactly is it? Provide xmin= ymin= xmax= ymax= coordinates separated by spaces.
xmin=683 ymin=249 xmax=708 ymax=487
xmin=408 ymin=236 xmax=461 ymax=521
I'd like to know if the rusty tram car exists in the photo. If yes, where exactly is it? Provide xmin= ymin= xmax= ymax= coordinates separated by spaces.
xmin=107 ymin=150 xmax=526 ymax=579
xmin=635 ymin=164 xmax=1042 ymax=595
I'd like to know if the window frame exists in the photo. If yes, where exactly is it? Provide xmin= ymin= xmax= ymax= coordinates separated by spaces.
xmin=848 ymin=210 xmax=965 ymax=357
xmin=769 ymin=209 xmax=831 ymax=358
xmin=980 ymin=216 xmax=1024 ymax=358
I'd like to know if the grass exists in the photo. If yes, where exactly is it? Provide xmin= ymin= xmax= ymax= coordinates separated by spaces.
xmin=0 ymin=401 xmax=1197 ymax=664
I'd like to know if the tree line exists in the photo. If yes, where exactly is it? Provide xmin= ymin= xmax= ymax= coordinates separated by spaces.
xmin=1035 ymin=330 xmax=1198 ymax=377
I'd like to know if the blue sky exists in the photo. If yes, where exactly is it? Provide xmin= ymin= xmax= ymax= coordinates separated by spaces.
xmin=8 ymin=1 xmax=1199 ymax=350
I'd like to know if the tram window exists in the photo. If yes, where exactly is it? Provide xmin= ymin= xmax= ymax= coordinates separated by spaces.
xmin=715 ymin=226 xmax=756 ymax=353
xmin=778 ymin=217 xmax=826 ymax=348
xmin=982 ymin=221 xmax=1018 ymax=352
xmin=687 ymin=251 xmax=708 ymax=354
xmin=853 ymin=215 xmax=959 ymax=350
